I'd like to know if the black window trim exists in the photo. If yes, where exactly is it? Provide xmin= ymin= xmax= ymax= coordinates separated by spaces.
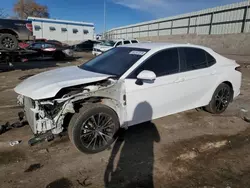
xmin=126 ymin=47 xmax=181 ymax=79
xmin=179 ymin=47 xmax=217 ymax=73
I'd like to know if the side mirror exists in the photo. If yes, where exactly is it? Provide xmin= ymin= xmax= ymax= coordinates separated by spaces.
xmin=137 ymin=70 xmax=156 ymax=81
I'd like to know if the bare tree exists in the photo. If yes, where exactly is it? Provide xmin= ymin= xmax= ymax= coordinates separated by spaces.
xmin=13 ymin=0 xmax=49 ymax=19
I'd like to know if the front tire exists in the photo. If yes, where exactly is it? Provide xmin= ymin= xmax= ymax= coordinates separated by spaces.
xmin=68 ymin=104 xmax=120 ymax=154
xmin=205 ymin=83 xmax=232 ymax=114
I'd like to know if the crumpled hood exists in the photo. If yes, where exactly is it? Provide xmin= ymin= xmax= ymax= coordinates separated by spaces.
xmin=14 ymin=66 xmax=112 ymax=100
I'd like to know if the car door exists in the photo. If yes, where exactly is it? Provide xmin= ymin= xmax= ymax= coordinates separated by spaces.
xmin=175 ymin=47 xmax=218 ymax=111
xmin=41 ymin=43 xmax=57 ymax=57
xmin=29 ymin=42 xmax=43 ymax=57
xmin=124 ymin=48 xmax=185 ymax=126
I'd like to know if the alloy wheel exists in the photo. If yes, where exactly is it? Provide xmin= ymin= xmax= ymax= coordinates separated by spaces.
xmin=80 ymin=113 xmax=115 ymax=150
xmin=2 ymin=37 xmax=15 ymax=49
xmin=215 ymin=87 xmax=230 ymax=113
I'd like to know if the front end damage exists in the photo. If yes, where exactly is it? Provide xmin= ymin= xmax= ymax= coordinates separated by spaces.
xmin=17 ymin=79 xmax=126 ymax=143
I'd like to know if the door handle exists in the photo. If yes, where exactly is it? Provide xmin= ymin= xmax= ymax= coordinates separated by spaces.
xmin=175 ymin=78 xmax=185 ymax=83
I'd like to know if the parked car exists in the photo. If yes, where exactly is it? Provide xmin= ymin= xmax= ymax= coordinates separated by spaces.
xmin=19 ymin=38 xmax=48 ymax=49
xmin=26 ymin=41 xmax=73 ymax=60
xmin=92 ymin=39 xmax=139 ymax=56
xmin=71 ymin=40 xmax=101 ymax=52
xmin=0 ymin=18 xmax=34 ymax=50
xmin=14 ymin=43 xmax=241 ymax=154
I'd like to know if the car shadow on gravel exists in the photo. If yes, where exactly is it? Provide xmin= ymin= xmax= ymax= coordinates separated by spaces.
xmin=104 ymin=101 xmax=160 ymax=188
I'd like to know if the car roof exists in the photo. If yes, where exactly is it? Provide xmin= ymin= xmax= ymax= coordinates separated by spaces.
xmin=113 ymin=39 xmax=138 ymax=42
xmin=119 ymin=42 xmax=211 ymax=51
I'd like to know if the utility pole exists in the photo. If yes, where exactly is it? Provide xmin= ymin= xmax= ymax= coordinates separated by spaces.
xmin=103 ymin=0 xmax=106 ymax=39
xmin=20 ymin=0 xmax=24 ymax=19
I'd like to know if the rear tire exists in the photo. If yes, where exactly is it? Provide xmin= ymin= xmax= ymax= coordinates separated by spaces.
xmin=68 ymin=103 xmax=120 ymax=154
xmin=205 ymin=83 xmax=232 ymax=114
xmin=0 ymin=34 xmax=18 ymax=51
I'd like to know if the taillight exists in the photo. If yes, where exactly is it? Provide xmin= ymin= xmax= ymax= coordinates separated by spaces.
xmin=26 ymin=23 xmax=33 ymax=32
xmin=235 ymin=66 xmax=242 ymax=72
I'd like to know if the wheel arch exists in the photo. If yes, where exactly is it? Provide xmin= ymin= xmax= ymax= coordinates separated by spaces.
xmin=71 ymin=96 xmax=125 ymax=127
xmin=0 ymin=29 xmax=18 ymax=38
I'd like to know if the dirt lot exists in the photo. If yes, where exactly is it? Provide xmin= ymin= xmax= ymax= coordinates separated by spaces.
xmin=0 ymin=53 xmax=250 ymax=188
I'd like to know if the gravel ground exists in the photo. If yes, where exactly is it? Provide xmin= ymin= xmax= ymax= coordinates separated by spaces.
xmin=0 ymin=53 xmax=250 ymax=188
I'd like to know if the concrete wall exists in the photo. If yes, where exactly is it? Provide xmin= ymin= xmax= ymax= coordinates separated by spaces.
xmin=106 ymin=1 xmax=250 ymax=39
xmin=138 ymin=33 xmax=250 ymax=55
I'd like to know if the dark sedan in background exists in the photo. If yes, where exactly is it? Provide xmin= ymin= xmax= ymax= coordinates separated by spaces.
xmin=71 ymin=40 xmax=102 ymax=52
xmin=26 ymin=42 xmax=73 ymax=60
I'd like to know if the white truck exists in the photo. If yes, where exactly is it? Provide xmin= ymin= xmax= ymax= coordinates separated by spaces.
xmin=92 ymin=39 xmax=139 ymax=56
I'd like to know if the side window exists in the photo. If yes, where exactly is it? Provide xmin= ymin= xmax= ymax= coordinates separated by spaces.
xmin=129 ymin=48 xmax=179 ymax=78
xmin=49 ymin=26 xmax=56 ymax=31
xmin=34 ymin=25 xmax=41 ymax=31
xmin=184 ymin=48 xmax=207 ymax=71
xmin=116 ymin=41 xmax=122 ymax=46
xmin=131 ymin=40 xmax=138 ymax=43
xmin=43 ymin=43 xmax=55 ymax=48
xmin=206 ymin=52 xmax=216 ymax=66
xmin=124 ymin=40 xmax=131 ymax=44
xmin=32 ymin=43 xmax=43 ymax=49
xmin=73 ymin=28 xmax=78 ymax=34
xmin=83 ymin=29 xmax=89 ymax=34
xmin=61 ymin=28 xmax=67 ymax=32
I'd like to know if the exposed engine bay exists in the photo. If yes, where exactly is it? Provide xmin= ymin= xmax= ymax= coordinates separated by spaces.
xmin=17 ymin=78 xmax=126 ymax=136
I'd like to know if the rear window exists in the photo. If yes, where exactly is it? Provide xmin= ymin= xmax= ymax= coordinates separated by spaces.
xmin=184 ymin=48 xmax=207 ymax=70
xmin=206 ymin=52 xmax=216 ymax=66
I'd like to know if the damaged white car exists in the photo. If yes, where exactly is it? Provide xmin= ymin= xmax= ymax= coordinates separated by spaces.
xmin=14 ymin=43 xmax=242 ymax=153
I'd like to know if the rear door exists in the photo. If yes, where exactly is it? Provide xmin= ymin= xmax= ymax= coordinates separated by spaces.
xmin=175 ymin=47 xmax=217 ymax=110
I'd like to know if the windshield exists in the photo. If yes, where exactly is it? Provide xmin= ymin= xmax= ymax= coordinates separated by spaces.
xmin=101 ymin=40 xmax=116 ymax=46
xmin=79 ymin=47 xmax=149 ymax=77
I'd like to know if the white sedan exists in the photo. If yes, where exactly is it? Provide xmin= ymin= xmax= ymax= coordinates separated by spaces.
xmin=14 ymin=43 xmax=242 ymax=153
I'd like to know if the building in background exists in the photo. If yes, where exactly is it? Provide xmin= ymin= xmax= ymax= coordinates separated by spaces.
xmin=106 ymin=1 xmax=250 ymax=39
xmin=27 ymin=17 xmax=95 ymax=44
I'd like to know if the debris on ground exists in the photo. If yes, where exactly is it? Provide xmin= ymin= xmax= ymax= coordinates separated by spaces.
xmin=9 ymin=140 xmax=22 ymax=146
xmin=240 ymin=108 xmax=250 ymax=123
xmin=24 ymin=163 xmax=43 ymax=172
xmin=0 ymin=120 xmax=27 ymax=135
xmin=77 ymin=177 xmax=92 ymax=187
xmin=46 ymin=178 xmax=73 ymax=188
